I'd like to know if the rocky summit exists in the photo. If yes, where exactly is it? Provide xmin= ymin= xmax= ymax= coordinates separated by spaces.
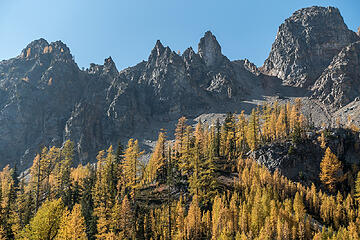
xmin=262 ymin=6 xmax=359 ymax=88
xmin=0 ymin=6 xmax=359 ymax=169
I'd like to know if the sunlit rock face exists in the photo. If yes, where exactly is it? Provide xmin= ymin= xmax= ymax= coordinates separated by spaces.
xmin=262 ymin=6 xmax=359 ymax=88
xmin=311 ymin=41 xmax=360 ymax=108
xmin=198 ymin=31 xmax=223 ymax=67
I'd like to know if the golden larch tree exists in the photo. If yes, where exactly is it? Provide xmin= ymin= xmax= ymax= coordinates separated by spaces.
xmin=56 ymin=203 xmax=87 ymax=240
xmin=146 ymin=131 xmax=166 ymax=184
xmin=320 ymin=147 xmax=342 ymax=192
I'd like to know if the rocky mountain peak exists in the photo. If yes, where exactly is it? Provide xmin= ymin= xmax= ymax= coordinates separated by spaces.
xmin=182 ymin=46 xmax=195 ymax=56
xmin=147 ymin=40 xmax=168 ymax=66
xmin=103 ymin=56 xmax=118 ymax=75
xmin=149 ymin=40 xmax=165 ymax=58
xmin=49 ymin=40 xmax=72 ymax=57
xmin=146 ymin=40 xmax=180 ymax=70
xmin=87 ymin=57 xmax=118 ymax=79
xmin=20 ymin=38 xmax=49 ymax=59
xmin=198 ymin=31 xmax=223 ymax=67
xmin=20 ymin=38 xmax=74 ymax=64
xmin=357 ymin=26 xmax=360 ymax=37
xmin=290 ymin=6 xmax=341 ymax=22
xmin=182 ymin=47 xmax=198 ymax=64
xmin=262 ymin=6 xmax=359 ymax=88
xmin=242 ymin=59 xmax=261 ymax=76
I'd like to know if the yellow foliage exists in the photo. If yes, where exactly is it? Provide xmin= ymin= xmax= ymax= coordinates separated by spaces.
xmin=145 ymin=131 xmax=166 ymax=183
xmin=43 ymin=45 xmax=53 ymax=54
xmin=276 ymin=107 xmax=286 ymax=139
xmin=26 ymin=48 xmax=31 ymax=58
xmin=70 ymin=164 xmax=91 ymax=187
xmin=318 ymin=131 xmax=327 ymax=149
xmin=0 ymin=165 xmax=14 ymax=210
xmin=43 ymin=46 xmax=49 ymax=54
xmin=56 ymin=204 xmax=87 ymax=240
xmin=320 ymin=147 xmax=342 ymax=192
xmin=185 ymin=195 xmax=202 ymax=240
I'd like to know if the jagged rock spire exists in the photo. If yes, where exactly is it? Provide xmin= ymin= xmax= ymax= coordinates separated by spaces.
xmin=103 ymin=56 xmax=118 ymax=75
xmin=198 ymin=31 xmax=223 ymax=67
xmin=149 ymin=40 xmax=165 ymax=60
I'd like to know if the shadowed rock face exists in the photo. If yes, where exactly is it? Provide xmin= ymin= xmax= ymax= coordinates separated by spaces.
xmin=0 ymin=31 xmax=261 ymax=169
xmin=0 ymin=39 xmax=85 ymax=168
xmin=262 ymin=6 xmax=359 ymax=88
xmin=250 ymin=128 xmax=360 ymax=185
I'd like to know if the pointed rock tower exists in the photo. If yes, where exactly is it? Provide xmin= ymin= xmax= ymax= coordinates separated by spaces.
xmin=262 ymin=6 xmax=359 ymax=88
xmin=198 ymin=31 xmax=224 ymax=67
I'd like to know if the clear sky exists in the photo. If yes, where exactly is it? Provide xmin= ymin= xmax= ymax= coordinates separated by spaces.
xmin=0 ymin=0 xmax=359 ymax=70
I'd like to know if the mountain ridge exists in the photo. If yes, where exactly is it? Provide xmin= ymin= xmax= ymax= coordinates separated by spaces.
xmin=0 ymin=5 xmax=359 ymax=169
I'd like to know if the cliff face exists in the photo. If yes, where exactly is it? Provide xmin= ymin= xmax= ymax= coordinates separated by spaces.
xmin=311 ymin=41 xmax=360 ymax=108
xmin=0 ymin=39 xmax=86 ymax=167
xmin=262 ymin=6 xmax=359 ymax=88
xmin=0 ymin=32 xmax=261 ymax=169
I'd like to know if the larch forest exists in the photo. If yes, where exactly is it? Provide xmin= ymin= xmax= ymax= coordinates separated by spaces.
xmin=0 ymin=101 xmax=360 ymax=239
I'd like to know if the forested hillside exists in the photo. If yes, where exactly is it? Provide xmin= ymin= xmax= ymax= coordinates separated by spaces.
xmin=0 ymin=101 xmax=360 ymax=239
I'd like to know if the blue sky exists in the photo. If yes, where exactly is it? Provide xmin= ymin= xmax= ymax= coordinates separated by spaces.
xmin=0 ymin=0 xmax=359 ymax=70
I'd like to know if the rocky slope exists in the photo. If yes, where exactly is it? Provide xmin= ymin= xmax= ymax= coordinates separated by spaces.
xmin=311 ymin=41 xmax=360 ymax=108
xmin=0 ymin=6 xmax=359 ymax=170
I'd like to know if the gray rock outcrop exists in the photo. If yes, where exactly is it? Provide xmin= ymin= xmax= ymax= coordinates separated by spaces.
xmin=311 ymin=41 xmax=360 ymax=108
xmin=250 ymin=128 xmax=360 ymax=184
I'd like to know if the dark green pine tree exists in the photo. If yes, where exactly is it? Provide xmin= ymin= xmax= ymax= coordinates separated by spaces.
xmin=80 ymin=167 xmax=97 ymax=240
xmin=115 ymin=141 xmax=124 ymax=165
xmin=188 ymin=122 xmax=219 ymax=209
xmin=215 ymin=118 xmax=221 ymax=157
xmin=115 ymin=141 xmax=125 ymax=198
xmin=13 ymin=179 xmax=34 ymax=236
xmin=58 ymin=140 xmax=74 ymax=208
xmin=223 ymin=112 xmax=236 ymax=160
xmin=166 ymin=144 xmax=174 ymax=240
xmin=11 ymin=163 xmax=19 ymax=190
